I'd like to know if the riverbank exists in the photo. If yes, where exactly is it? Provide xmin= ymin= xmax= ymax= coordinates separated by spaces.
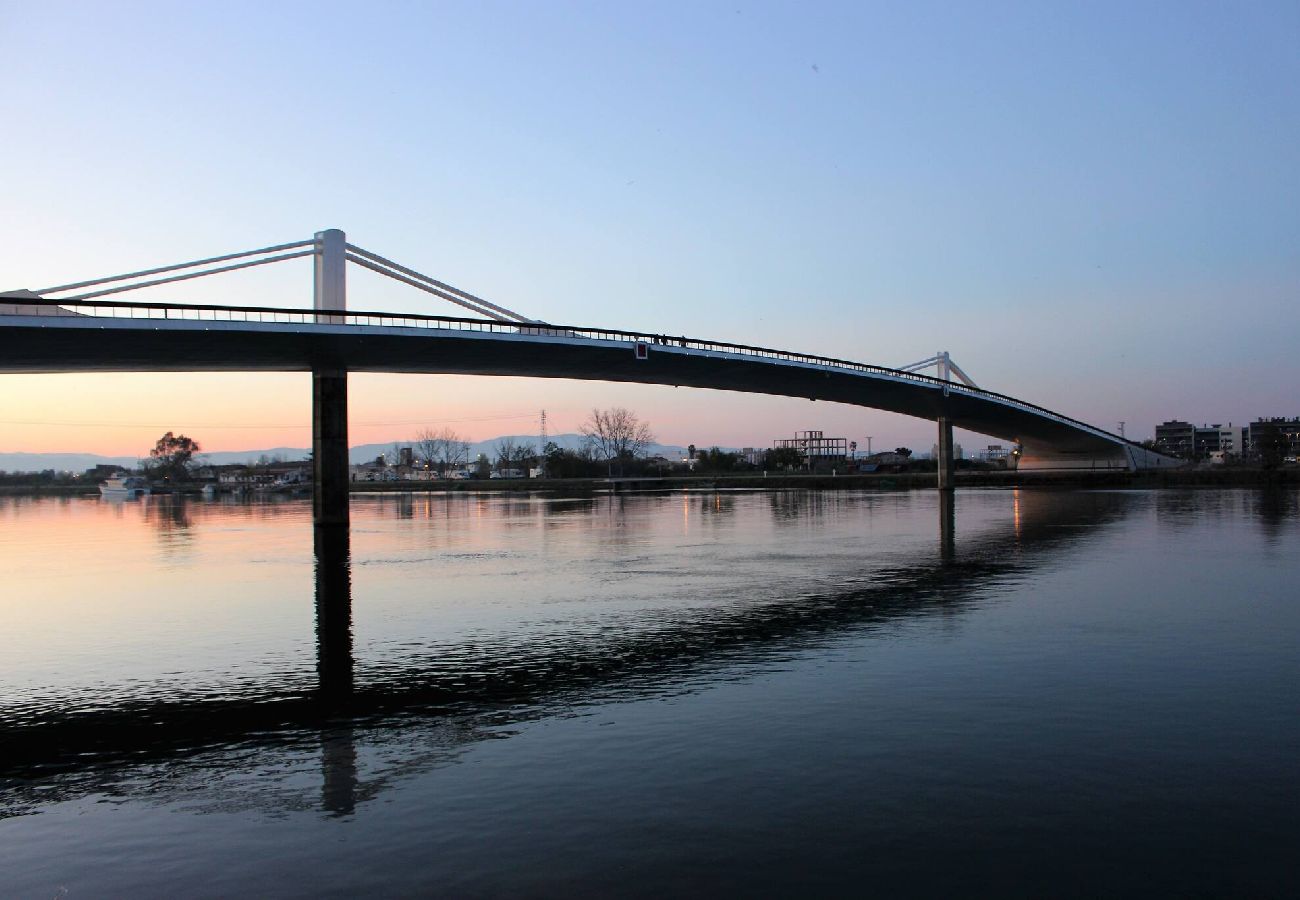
xmin=352 ymin=467 xmax=1297 ymax=493
xmin=3 ymin=467 xmax=1295 ymax=498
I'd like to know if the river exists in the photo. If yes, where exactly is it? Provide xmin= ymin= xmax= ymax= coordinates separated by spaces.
xmin=1 ymin=487 xmax=1297 ymax=896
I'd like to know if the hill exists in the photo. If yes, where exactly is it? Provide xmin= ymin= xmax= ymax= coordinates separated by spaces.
xmin=1 ymin=435 xmax=694 ymax=472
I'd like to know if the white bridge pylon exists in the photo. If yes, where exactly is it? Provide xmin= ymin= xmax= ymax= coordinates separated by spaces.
xmin=897 ymin=351 xmax=979 ymax=389
xmin=8 ymin=228 xmax=542 ymax=326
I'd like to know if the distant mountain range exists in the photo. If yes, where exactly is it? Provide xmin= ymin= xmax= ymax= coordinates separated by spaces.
xmin=1 ymin=434 xmax=695 ymax=473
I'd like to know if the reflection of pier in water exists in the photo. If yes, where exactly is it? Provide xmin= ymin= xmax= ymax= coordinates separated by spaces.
xmin=315 ymin=525 xmax=356 ymax=815
xmin=940 ymin=490 xmax=956 ymax=563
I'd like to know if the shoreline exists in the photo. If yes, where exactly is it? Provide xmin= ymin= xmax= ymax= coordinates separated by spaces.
xmin=3 ymin=467 xmax=1296 ymax=498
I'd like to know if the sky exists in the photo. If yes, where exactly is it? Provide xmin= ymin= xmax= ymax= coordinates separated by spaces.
xmin=2 ymin=1 xmax=1296 ymax=459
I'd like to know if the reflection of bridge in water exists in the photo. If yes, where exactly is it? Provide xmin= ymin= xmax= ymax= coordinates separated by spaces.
xmin=1 ymin=229 xmax=1181 ymax=527
xmin=2 ymin=489 xmax=1138 ymax=817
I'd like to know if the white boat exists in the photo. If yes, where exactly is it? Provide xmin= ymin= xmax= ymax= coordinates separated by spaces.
xmin=99 ymin=475 xmax=151 ymax=499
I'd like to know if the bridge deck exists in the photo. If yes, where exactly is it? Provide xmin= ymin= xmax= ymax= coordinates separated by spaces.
xmin=0 ymin=300 xmax=1175 ymax=469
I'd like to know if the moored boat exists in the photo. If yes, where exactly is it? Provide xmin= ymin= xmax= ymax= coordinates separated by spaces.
xmin=99 ymin=475 xmax=151 ymax=500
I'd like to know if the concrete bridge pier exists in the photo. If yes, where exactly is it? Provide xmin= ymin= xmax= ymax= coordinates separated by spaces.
xmin=936 ymin=416 xmax=955 ymax=491
xmin=313 ymin=369 xmax=350 ymax=526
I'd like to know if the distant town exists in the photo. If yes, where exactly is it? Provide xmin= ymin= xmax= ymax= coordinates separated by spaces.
xmin=4 ymin=411 xmax=1297 ymax=493
xmin=1149 ymin=417 xmax=1300 ymax=466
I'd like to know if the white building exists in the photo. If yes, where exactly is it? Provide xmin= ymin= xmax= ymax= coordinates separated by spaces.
xmin=1213 ymin=424 xmax=1246 ymax=456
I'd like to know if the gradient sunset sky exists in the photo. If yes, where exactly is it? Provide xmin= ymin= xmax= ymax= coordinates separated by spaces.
xmin=2 ymin=1 xmax=1296 ymax=459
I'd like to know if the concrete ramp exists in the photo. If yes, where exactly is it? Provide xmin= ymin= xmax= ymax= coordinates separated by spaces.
xmin=1019 ymin=442 xmax=1183 ymax=472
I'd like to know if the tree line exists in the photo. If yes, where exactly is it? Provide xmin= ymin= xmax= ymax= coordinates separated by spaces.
xmin=406 ymin=407 xmax=657 ymax=477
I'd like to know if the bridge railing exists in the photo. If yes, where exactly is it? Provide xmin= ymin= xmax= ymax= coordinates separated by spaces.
xmin=6 ymin=297 xmax=1132 ymax=447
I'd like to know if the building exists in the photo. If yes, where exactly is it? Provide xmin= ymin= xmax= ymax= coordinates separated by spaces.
xmin=216 ymin=460 xmax=313 ymax=486
xmin=1154 ymin=420 xmax=1195 ymax=458
xmin=1185 ymin=424 xmax=1244 ymax=459
xmin=1217 ymin=424 xmax=1246 ymax=457
xmin=1248 ymin=417 xmax=1300 ymax=461
xmin=350 ymin=461 xmax=393 ymax=482
xmin=267 ymin=460 xmax=312 ymax=485
xmin=1156 ymin=420 xmax=1248 ymax=461
xmin=773 ymin=431 xmax=848 ymax=471
xmin=1200 ymin=424 xmax=1246 ymax=458
xmin=1156 ymin=418 xmax=1293 ymax=462
xmin=1191 ymin=425 xmax=1216 ymax=458
xmin=930 ymin=443 xmax=964 ymax=460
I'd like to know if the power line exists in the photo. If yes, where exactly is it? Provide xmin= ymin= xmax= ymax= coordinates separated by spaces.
xmin=0 ymin=411 xmax=540 ymax=429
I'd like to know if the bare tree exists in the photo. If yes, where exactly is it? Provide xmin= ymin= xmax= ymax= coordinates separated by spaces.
xmin=415 ymin=426 xmax=470 ymax=474
xmin=510 ymin=440 xmax=537 ymax=472
xmin=494 ymin=437 xmax=519 ymax=473
xmin=581 ymin=407 xmax=654 ymax=471
xmin=415 ymin=428 xmax=442 ymax=469
xmin=491 ymin=437 xmax=538 ymax=475
xmin=441 ymin=437 xmax=470 ymax=473
xmin=446 ymin=439 xmax=470 ymax=473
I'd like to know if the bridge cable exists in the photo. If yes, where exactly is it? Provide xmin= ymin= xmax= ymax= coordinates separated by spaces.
xmin=42 ymin=251 xmax=318 ymax=303
xmin=345 ymin=244 xmax=539 ymax=325
xmin=35 ymin=240 xmax=316 ymax=296
xmin=343 ymin=253 xmax=513 ymax=322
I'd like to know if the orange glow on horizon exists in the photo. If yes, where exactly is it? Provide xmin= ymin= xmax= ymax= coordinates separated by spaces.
xmin=2 ymin=372 xmax=958 ymax=460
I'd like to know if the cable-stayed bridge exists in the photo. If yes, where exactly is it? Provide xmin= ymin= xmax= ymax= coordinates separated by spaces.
xmin=1 ymin=229 xmax=1181 ymax=523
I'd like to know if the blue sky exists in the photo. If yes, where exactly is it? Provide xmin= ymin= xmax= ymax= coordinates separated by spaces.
xmin=2 ymin=1 xmax=1296 ymax=455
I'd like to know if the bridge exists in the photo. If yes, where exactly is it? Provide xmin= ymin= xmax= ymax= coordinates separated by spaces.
xmin=1 ymin=229 xmax=1180 ymax=524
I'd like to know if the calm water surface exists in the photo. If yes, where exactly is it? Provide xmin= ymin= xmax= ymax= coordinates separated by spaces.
xmin=1 ymin=487 xmax=1297 ymax=896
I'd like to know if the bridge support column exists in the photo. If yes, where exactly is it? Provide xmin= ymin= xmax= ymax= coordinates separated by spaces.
xmin=313 ymin=369 xmax=350 ymax=526
xmin=312 ymin=228 xmax=349 ymax=526
xmin=937 ymin=416 xmax=955 ymax=491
